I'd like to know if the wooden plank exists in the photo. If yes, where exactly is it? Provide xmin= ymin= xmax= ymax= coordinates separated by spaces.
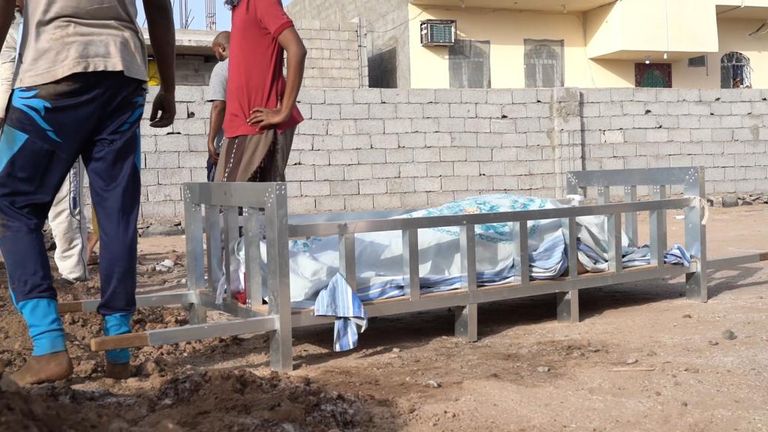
xmin=90 ymin=333 xmax=150 ymax=352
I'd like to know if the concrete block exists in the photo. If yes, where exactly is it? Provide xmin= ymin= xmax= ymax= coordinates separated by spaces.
xmin=369 ymin=104 xmax=397 ymax=119
xmin=590 ymin=144 xmax=613 ymax=158
xmin=487 ymin=90 xmax=513 ymax=104
xmin=440 ymin=147 xmax=467 ymax=161
xmin=656 ymin=89 xmax=679 ymax=102
xmin=179 ymin=152 xmax=207 ymax=169
xmin=516 ymin=118 xmax=541 ymax=133
xmin=647 ymin=129 xmax=669 ymax=143
xmin=400 ymin=163 xmax=428 ymax=178
xmin=582 ymin=104 xmax=600 ymax=117
xmin=299 ymin=88 xmax=325 ymax=104
xmin=678 ymin=115 xmax=701 ymax=129
xmin=155 ymin=135 xmax=190 ymax=152
xmin=345 ymin=195 xmax=374 ymax=211
xmin=408 ymin=89 xmax=436 ymax=103
xmin=724 ymin=142 xmax=746 ymax=154
xmin=490 ymin=119 xmax=516 ymax=134
xmin=463 ymin=118 xmax=490 ymax=133
xmin=371 ymin=134 xmax=399 ymax=149
xmin=633 ymin=115 xmax=661 ymax=129
xmin=720 ymin=116 xmax=743 ymax=128
xmin=679 ymin=89 xmax=700 ymax=102
xmin=141 ymin=202 xmax=178 ymax=220
xmin=325 ymin=89 xmax=354 ymax=104
xmin=690 ymin=155 xmax=714 ymax=167
xmin=330 ymin=181 xmax=359 ymax=195
xmin=450 ymin=104 xmax=476 ymax=118
xmin=298 ymin=119 xmax=328 ymax=135
xmin=415 ymin=177 xmax=442 ymax=192
xmin=467 ymin=148 xmax=493 ymax=162
xmin=386 ymin=149 xmax=414 ymax=163
xmin=658 ymin=142 xmax=682 ymax=155
xmin=526 ymin=132 xmax=549 ymax=146
xmin=525 ymin=103 xmax=550 ymax=118
xmin=359 ymin=179 xmax=388 ymax=194
xmin=468 ymin=176 xmax=493 ymax=191
xmin=480 ymin=162 xmax=505 ymax=176
xmin=172 ymin=119 xmax=206 ymax=135
xmin=424 ymin=103 xmax=450 ymax=118
xmin=454 ymin=162 xmax=480 ymax=176
xmin=384 ymin=119 xmax=412 ymax=134
xmin=516 ymin=147 xmax=542 ymax=161
xmin=710 ymin=103 xmax=732 ymax=116
xmin=292 ymin=134 xmax=313 ymax=151
xmin=145 ymin=152 xmax=179 ymax=169
xmin=340 ymin=104 xmax=369 ymax=119
xmin=518 ymin=175 xmax=544 ymax=190
xmin=398 ymin=133 xmax=426 ymax=148
xmin=300 ymin=151 xmax=330 ymax=165
xmin=435 ymin=89 xmax=462 ymax=103
xmin=461 ymin=89 xmax=487 ymax=103
xmin=427 ymin=162 xmax=454 ymax=177
xmin=342 ymin=135 xmax=372 ymax=150
xmin=611 ymin=88 xmax=635 ymax=101
xmin=313 ymin=135 xmax=342 ymax=151
xmin=512 ymin=89 xmax=537 ymax=103
xmin=622 ymin=102 xmax=645 ymax=115
xmin=450 ymin=132 xmax=478 ymax=147
xmin=492 ymin=176 xmax=520 ymax=190
xmin=357 ymin=149 xmax=386 ymax=164
xmin=353 ymin=88 xmax=381 ymax=104
xmin=147 ymin=185 xmax=182 ymax=202
xmin=141 ymin=136 xmax=157 ymax=153
xmin=599 ymin=103 xmax=623 ymax=117
xmin=141 ymin=169 xmax=159 ymax=186
xmin=702 ymin=142 xmax=724 ymax=154
xmin=438 ymin=118 xmax=466 ymax=132
xmin=441 ymin=176 xmax=468 ymax=191
xmin=613 ymin=145 xmax=637 ymax=157
xmin=528 ymin=160 xmax=555 ymax=174
xmin=584 ymin=117 xmax=611 ymax=130
xmin=314 ymin=166 xmax=345 ymax=181
xmin=285 ymin=165 xmax=315 ymax=181
xmin=175 ymin=86 xmax=204 ymax=102
xmin=582 ymin=89 xmax=611 ymax=103
xmin=401 ymin=193 xmax=430 ymax=209
xmin=412 ymin=119 xmax=439 ymax=133
xmin=501 ymin=104 xmax=526 ymax=118
xmin=396 ymin=104 xmax=423 ymax=118
xmin=731 ymin=102 xmax=752 ymax=115
xmin=315 ymin=196 xmax=345 ymax=212
xmin=667 ymin=103 xmax=690 ymax=115
xmin=502 ymin=133 xmax=526 ymax=147
xmin=737 ymin=154 xmax=757 ymax=168
xmin=374 ymin=194 xmax=403 ymax=209
xmin=744 ymin=141 xmax=766 ymax=153
xmin=601 ymin=158 xmax=625 ymax=170
xmin=330 ymin=150 xmax=358 ymax=165
xmin=680 ymin=143 xmax=701 ymax=155
xmin=476 ymin=104 xmax=502 ymax=118
xmin=313 ymin=105 xmax=341 ymax=120
xmin=610 ymin=116 xmax=634 ymax=130
xmin=669 ymin=129 xmax=692 ymax=142
xmin=636 ymin=143 xmax=659 ymax=156
xmin=492 ymin=148 xmax=516 ymax=162
xmin=387 ymin=178 xmax=415 ymax=193
xmin=414 ymin=148 xmax=441 ymax=162
xmin=477 ymin=133 xmax=503 ymax=148
xmin=381 ymin=89 xmax=410 ymax=103
xmin=733 ymin=128 xmax=758 ymax=141
xmin=301 ymin=181 xmax=331 ymax=197
xmin=689 ymin=103 xmax=710 ymax=115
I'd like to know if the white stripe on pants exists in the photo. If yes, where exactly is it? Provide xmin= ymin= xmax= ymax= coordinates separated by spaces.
xmin=48 ymin=159 xmax=88 ymax=281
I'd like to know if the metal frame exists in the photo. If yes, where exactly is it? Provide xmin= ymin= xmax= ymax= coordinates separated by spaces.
xmin=62 ymin=167 xmax=766 ymax=372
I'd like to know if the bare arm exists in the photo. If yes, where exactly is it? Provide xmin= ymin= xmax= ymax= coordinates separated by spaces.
xmin=0 ymin=1 xmax=15 ymax=50
xmin=248 ymin=27 xmax=306 ymax=128
xmin=207 ymin=100 xmax=225 ymax=163
xmin=142 ymin=0 xmax=176 ymax=128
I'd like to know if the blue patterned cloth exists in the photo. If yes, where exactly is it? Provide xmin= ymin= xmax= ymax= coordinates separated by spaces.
xmin=313 ymin=273 xmax=367 ymax=352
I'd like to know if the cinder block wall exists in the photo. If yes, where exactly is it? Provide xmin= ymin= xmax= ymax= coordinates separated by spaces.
xmin=134 ymin=86 xmax=768 ymax=221
xmin=295 ymin=20 xmax=362 ymax=89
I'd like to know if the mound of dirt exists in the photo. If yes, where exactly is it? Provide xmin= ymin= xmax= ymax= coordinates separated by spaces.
xmin=0 ymin=368 xmax=383 ymax=432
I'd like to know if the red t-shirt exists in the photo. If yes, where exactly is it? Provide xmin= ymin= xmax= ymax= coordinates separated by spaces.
xmin=224 ymin=0 xmax=303 ymax=138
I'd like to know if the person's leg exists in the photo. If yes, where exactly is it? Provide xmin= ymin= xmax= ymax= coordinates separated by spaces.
xmin=0 ymin=80 xmax=100 ymax=385
xmin=86 ymin=207 xmax=99 ymax=265
xmin=259 ymin=127 xmax=295 ymax=182
xmin=81 ymin=75 xmax=145 ymax=378
xmin=48 ymin=159 xmax=88 ymax=282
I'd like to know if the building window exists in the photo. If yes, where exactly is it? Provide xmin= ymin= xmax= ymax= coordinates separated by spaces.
xmin=721 ymin=52 xmax=751 ymax=88
xmin=449 ymin=39 xmax=491 ymax=88
xmin=524 ymin=39 xmax=564 ymax=88
xmin=635 ymin=63 xmax=672 ymax=88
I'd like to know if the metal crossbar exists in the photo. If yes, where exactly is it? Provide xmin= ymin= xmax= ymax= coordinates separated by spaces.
xmin=64 ymin=167 xmax=766 ymax=372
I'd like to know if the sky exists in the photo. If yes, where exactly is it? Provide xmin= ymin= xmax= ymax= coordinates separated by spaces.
xmin=135 ymin=0 xmax=292 ymax=31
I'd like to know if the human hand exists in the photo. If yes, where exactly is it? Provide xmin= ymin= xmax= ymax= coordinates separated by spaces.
xmin=247 ymin=101 xmax=288 ymax=129
xmin=150 ymin=91 xmax=176 ymax=128
xmin=208 ymin=142 xmax=219 ymax=164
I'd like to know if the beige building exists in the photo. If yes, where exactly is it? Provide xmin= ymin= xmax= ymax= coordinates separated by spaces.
xmin=290 ymin=0 xmax=768 ymax=89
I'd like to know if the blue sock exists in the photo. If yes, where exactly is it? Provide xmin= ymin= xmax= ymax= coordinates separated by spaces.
xmin=103 ymin=313 xmax=132 ymax=364
xmin=17 ymin=298 xmax=66 ymax=356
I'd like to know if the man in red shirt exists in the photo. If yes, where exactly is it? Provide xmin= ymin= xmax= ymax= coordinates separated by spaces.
xmin=216 ymin=0 xmax=306 ymax=182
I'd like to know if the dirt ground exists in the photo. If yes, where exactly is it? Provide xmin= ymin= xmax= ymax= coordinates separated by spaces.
xmin=1 ymin=206 xmax=767 ymax=431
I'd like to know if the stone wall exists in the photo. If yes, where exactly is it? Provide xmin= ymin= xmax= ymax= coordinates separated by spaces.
xmin=135 ymin=86 xmax=768 ymax=220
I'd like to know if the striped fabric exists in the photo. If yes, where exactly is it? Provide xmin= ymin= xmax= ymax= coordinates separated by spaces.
xmin=314 ymin=273 xmax=368 ymax=352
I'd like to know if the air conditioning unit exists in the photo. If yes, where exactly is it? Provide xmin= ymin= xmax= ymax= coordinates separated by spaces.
xmin=420 ymin=20 xmax=456 ymax=46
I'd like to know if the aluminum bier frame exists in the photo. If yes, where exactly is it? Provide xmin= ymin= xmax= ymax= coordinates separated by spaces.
xmin=72 ymin=167 xmax=766 ymax=372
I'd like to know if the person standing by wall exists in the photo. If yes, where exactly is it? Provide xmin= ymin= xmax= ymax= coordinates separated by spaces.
xmin=0 ymin=0 xmax=176 ymax=386
xmin=216 ymin=0 xmax=306 ymax=183
xmin=206 ymin=31 xmax=229 ymax=181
